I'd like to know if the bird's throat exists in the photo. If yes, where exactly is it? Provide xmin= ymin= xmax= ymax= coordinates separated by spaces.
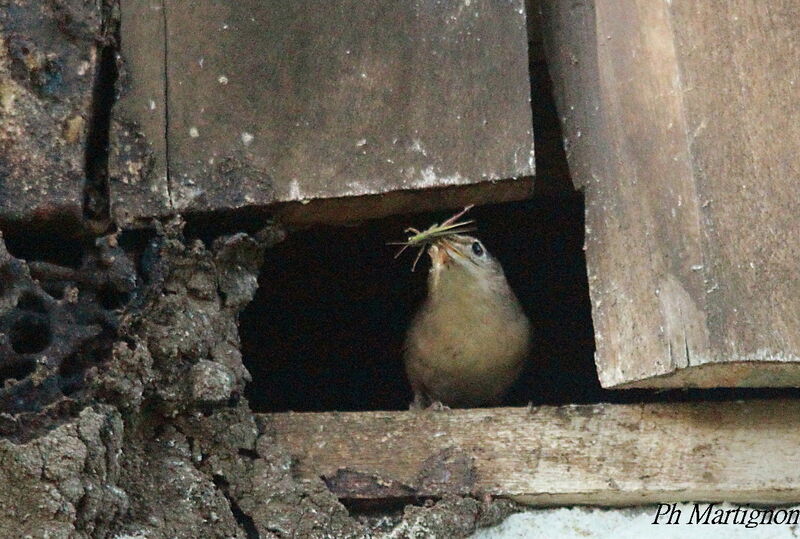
xmin=428 ymin=263 xmax=498 ymax=309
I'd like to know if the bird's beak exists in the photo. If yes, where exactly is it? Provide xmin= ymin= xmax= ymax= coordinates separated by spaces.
xmin=429 ymin=244 xmax=449 ymax=267
xmin=430 ymin=239 xmax=460 ymax=267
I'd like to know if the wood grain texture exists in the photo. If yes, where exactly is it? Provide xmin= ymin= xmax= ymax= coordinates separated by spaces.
xmin=112 ymin=0 xmax=537 ymax=226
xmin=540 ymin=0 xmax=800 ymax=387
xmin=262 ymin=400 xmax=800 ymax=506
xmin=109 ymin=0 xmax=172 ymax=227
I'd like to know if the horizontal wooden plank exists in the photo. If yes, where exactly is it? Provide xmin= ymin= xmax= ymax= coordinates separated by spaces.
xmin=166 ymin=0 xmax=535 ymax=217
xmin=112 ymin=0 xmax=537 ymax=226
xmin=262 ymin=400 xmax=800 ymax=506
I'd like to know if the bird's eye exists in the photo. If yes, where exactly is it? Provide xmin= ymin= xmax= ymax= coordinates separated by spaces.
xmin=471 ymin=241 xmax=484 ymax=257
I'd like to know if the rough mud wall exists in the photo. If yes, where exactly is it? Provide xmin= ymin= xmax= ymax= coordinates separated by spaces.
xmin=0 ymin=2 xmax=518 ymax=537
xmin=0 ymin=0 xmax=117 ymax=232
xmin=0 ymin=220 xmax=515 ymax=538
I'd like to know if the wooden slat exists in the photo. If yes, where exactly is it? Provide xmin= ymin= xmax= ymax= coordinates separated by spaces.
xmin=540 ymin=0 xmax=800 ymax=387
xmin=262 ymin=400 xmax=800 ymax=506
xmin=165 ymin=0 xmax=535 ymax=219
xmin=109 ymin=0 xmax=172 ymax=227
xmin=112 ymin=0 xmax=536 ymax=226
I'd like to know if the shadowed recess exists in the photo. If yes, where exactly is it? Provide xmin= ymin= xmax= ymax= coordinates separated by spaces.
xmin=241 ymin=194 xmax=594 ymax=412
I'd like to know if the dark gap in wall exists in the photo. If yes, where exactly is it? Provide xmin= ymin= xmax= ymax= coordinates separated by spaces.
xmin=117 ymin=228 xmax=159 ymax=277
xmin=3 ymin=231 xmax=84 ymax=268
xmin=343 ymin=500 xmax=416 ymax=524
xmin=237 ymin=448 xmax=259 ymax=460
xmin=239 ymin=45 xmax=589 ymax=413
xmin=15 ymin=291 xmax=47 ymax=314
xmin=240 ymin=194 xmax=592 ymax=412
xmin=58 ymin=330 xmax=116 ymax=397
xmin=58 ymin=351 xmax=89 ymax=395
xmin=183 ymin=207 xmax=278 ymax=245
xmin=0 ymin=359 xmax=36 ymax=386
xmin=9 ymin=314 xmax=52 ymax=355
xmin=82 ymin=2 xmax=120 ymax=228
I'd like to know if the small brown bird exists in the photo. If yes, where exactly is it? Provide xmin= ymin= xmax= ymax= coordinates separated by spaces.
xmin=404 ymin=234 xmax=531 ymax=408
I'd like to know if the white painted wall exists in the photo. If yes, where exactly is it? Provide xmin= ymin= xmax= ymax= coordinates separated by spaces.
xmin=473 ymin=504 xmax=800 ymax=539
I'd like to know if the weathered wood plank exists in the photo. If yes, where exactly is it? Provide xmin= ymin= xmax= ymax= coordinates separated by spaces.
xmin=111 ymin=0 xmax=536 ymax=226
xmin=262 ymin=400 xmax=800 ymax=506
xmin=109 ymin=0 xmax=172 ymax=227
xmin=540 ymin=0 xmax=800 ymax=387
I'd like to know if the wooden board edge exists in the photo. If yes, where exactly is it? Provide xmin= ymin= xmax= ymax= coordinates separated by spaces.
xmin=260 ymin=400 xmax=800 ymax=506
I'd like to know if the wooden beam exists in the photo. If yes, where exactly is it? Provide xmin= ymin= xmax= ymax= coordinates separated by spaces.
xmin=539 ymin=0 xmax=800 ymax=387
xmin=262 ymin=400 xmax=800 ymax=506
xmin=109 ymin=0 xmax=172 ymax=227
xmin=113 ymin=0 xmax=537 ymax=227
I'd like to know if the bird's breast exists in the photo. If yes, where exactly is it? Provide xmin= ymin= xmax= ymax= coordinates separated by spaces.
xmin=407 ymin=280 xmax=530 ymax=375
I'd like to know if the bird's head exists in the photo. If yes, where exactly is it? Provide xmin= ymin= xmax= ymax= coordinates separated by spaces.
xmin=427 ymin=234 xmax=506 ymax=293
